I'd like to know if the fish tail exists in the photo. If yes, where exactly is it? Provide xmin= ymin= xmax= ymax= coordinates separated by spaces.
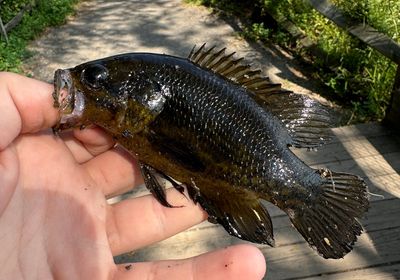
xmin=288 ymin=171 xmax=369 ymax=259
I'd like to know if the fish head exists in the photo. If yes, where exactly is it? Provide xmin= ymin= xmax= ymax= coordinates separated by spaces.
xmin=52 ymin=58 xmax=168 ymax=135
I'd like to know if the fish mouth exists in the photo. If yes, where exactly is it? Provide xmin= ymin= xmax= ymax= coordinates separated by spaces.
xmin=53 ymin=69 xmax=85 ymax=130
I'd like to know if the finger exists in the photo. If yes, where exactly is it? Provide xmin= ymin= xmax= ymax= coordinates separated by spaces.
xmin=72 ymin=126 xmax=115 ymax=157
xmin=114 ymin=244 xmax=266 ymax=280
xmin=83 ymin=146 xmax=142 ymax=196
xmin=107 ymin=188 xmax=207 ymax=255
xmin=60 ymin=126 xmax=115 ymax=163
xmin=59 ymin=131 xmax=94 ymax=163
xmin=0 ymin=72 xmax=58 ymax=150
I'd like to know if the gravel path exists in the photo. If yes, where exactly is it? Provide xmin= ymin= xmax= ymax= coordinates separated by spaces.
xmin=24 ymin=0 xmax=327 ymax=102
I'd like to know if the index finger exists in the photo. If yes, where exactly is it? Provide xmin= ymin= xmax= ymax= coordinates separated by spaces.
xmin=114 ymin=244 xmax=266 ymax=280
xmin=0 ymin=72 xmax=58 ymax=150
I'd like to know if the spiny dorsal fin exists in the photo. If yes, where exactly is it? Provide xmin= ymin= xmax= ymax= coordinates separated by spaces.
xmin=188 ymin=44 xmax=335 ymax=148
xmin=188 ymin=43 xmax=282 ymax=95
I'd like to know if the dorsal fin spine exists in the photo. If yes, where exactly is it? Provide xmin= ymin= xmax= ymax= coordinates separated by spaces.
xmin=188 ymin=45 xmax=196 ymax=60
xmin=225 ymin=65 xmax=249 ymax=77
xmin=206 ymin=47 xmax=226 ymax=67
xmin=211 ymin=52 xmax=236 ymax=70
xmin=219 ymin=58 xmax=244 ymax=75
xmin=187 ymin=44 xmax=335 ymax=148
xmin=243 ymin=77 xmax=267 ymax=86
xmin=197 ymin=46 xmax=216 ymax=64
xmin=191 ymin=43 xmax=206 ymax=62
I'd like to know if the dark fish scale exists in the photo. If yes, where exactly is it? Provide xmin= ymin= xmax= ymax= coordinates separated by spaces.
xmin=157 ymin=78 xmax=274 ymax=185
xmin=52 ymin=47 xmax=369 ymax=259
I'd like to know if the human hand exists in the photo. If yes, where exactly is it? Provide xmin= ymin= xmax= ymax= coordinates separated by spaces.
xmin=0 ymin=72 xmax=266 ymax=279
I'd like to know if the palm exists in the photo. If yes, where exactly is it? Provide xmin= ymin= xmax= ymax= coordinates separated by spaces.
xmin=0 ymin=72 xmax=266 ymax=280
xmin=0 ymin=131 xmax=114 ymax=279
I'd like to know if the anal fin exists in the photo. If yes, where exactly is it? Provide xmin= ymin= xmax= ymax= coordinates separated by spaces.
xmin=189 ymin=184 xmax=275 ymax=246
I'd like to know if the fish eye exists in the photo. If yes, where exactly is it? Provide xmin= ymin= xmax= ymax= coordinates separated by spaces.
xmin=81 ymin=64 xmax=108 ymax=90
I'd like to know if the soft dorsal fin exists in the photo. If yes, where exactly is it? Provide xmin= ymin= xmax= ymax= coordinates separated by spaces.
xmin=188 ymin=44 xmax=335 ymax=148
xmin=259 ymin=91 xmax=334 ymax=148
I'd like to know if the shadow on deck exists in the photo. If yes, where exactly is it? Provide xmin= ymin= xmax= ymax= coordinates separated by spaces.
xmin=116 ymin=123 xmax=400 ymax=280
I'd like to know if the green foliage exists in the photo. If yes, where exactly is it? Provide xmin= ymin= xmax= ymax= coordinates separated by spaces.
xmin=241 ymin=23 xmax=271 ymax=41
xmin=261 ymin=0 xmax=398 ymax=121
xmin=331 ymin=0 xmax=400 ymax=42
xmin=0 ymin=0 xmax=29 ymax=23
xmin=190 ymin=0 xmax=399 ymax=122
xmin=0 ymin=0 xmax=79 ymax=73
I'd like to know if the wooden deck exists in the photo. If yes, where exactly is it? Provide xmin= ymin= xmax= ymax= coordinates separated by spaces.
xmin=116 ymin=123 xmax=400 ymax=279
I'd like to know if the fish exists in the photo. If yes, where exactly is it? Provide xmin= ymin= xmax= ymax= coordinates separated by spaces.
xmin=52 ymin=44 xmax=369 ymax=259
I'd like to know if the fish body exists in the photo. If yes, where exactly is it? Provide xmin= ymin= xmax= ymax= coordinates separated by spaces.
xmin=53 ymin=45 xmax=369 ymax=259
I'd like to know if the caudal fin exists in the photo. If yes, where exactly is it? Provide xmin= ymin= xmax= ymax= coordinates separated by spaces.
xmin=289 ymin=171 xmax=369 ymax=259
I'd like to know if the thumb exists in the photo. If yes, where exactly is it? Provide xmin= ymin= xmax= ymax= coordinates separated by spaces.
xmin=0 ymin=72 xmax=58 ymax=150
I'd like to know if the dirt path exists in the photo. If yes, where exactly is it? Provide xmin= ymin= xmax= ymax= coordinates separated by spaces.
xmin=24 ymin=0 xmax=328 ymax=102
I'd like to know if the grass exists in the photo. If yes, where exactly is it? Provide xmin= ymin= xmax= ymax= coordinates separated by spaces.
xmin=185 ymin=0 xmax=400 ymax=122
xmin=0 ymin=0 xmax=79 ymax=73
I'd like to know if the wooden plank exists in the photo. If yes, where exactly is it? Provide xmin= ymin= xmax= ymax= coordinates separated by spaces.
xmin=294 ymin=133 xmax=400 ymax=166
xmin=263 ymin=223 xmax=400 ymax=280
xmin=117 ymin=190 xmax=400 ymax=277
xmin=126 ymin=197 xmax=399 ymax=249
xmin=292 ymin=124 xmax=400 ymax=199
xmin=311 ymin=153 xmax=400 ymax=199
xmin=292 ymin=123 xmax=399 ymax=167
xmin=304 ymin=263 xmax=400 ymax=279
xmin=117 ymin=196 xmax=399 ymax=260
xmin=330 ymin=123 xmax=395 ymax=142
xmin=117 ymin=198 xmax=400 ymax=279
xmin=366 ymin=173 xmax=400 ymax=199
xmin=307 ymin=0 xmax=400 ymax=64
xmin=311 ymin=152 xmax=400 ymax=177
xmin=119 ymin=194 xmax=400 ymax=261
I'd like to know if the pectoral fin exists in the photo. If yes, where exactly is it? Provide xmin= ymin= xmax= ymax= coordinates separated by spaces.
xmin=140 ymin=162 xmax=173 ymax=208
xmin=189 ymin=184 xmax=275 ymax=246
xmin=140 ymin=162 xmax=188 ymax=208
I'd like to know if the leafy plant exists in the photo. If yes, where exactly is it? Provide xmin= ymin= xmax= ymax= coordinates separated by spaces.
xmin=189 ymin=0 xmax=399 ymax=122
xmin=0 ymin=0 xmax=29 ymax=23
xmin=0 ymin=0 xmax=79 ymax=73
xmin=241 ymin=23 xmax=271 ymax=41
